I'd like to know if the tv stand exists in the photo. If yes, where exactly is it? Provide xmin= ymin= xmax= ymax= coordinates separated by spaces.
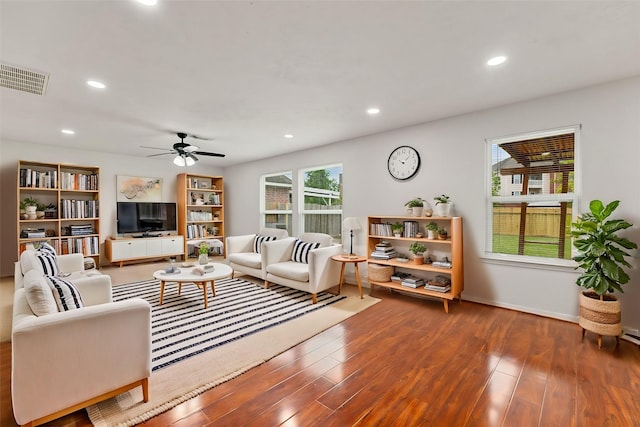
xmin=105 ymin=235 xmax=185 ymax=267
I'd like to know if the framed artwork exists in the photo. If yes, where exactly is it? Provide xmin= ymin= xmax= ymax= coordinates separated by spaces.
xmin=116 ymin=175 xmax=162 ymax=202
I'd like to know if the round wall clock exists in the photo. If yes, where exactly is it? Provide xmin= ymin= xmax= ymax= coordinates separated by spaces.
xmin=387 ymin=145 xmax=421 ymax=180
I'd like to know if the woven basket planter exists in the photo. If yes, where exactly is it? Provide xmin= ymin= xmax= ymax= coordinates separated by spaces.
xmin=578 ymin=291 xmax=622 ymax=338
xmin=368 ymin=264 xmax=394 ymax=282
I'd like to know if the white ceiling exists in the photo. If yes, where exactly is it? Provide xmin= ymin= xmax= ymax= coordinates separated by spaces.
xmin=2 ymin=1 xmax=640 ymax=167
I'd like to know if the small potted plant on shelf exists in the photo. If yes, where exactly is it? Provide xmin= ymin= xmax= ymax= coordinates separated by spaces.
xmin=404 ymin=197 xmax=425 ymax=217
xmin=437 ymin=227 xmax=448 ymax=240
xmin=408 ymin=241 xmax=427 ymax=265
xmin=198 ymin=242 xmax=210 ymax=265
xmin=425 ymin=222 xmax=438 ymax=239
xmin=571 ymin=199 xmax=637 ymax=348
xmin=391 ymin=222 xmax=404 ymax=237
xmin=22 ymin=197 xmax=39 ymax=219
xmin=433 ymin=194 xmax=452 ymax=217
xmin=36 ymin=202 xmax=47 ymax=219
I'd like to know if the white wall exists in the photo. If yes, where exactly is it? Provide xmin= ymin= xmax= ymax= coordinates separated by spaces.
xmin=224 ymin=76 xmax=640 ymax=332
xmin=2 ymin=76 xmax=638 ymax=331
xmin=0 ymin=143 xmax=222 ymax=273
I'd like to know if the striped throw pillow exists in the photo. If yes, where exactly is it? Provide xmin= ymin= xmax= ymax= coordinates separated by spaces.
xmin=47 ymin=276 xmax=84 ymax=311
xmin=35 ymin=251 xmax=59 ymax=277
xmin=37 ymin=241 xmax=57 ymax=257
xmin=291 ymin=239 xmax=320 ymax=264
xmin=253 ymin=235 xmax=276 ymax=254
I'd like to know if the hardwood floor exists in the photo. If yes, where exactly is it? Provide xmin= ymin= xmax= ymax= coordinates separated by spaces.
xmin=2 ymin=262 xmax=639 ymax=426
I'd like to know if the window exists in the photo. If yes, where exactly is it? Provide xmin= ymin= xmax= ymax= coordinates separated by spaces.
xmin=260 ymin=171 xmax=292 ymax=235
xmin=299 ymin=164 xmax=343 ymax=240
xmin=486 ymin=126 xmax=580 ymax=263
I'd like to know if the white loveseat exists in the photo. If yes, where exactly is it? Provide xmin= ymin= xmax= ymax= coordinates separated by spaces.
xmin=12 ymin=251 xmax=151 ymax=427
xmin=226 ymin=228 xmax=289 ymax=280
xmin=263 ymin=233 xmax=342 ymax=303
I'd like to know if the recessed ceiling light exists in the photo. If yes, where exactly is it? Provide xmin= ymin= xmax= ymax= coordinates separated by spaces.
xmin=61 ymin=129 xmax=75 ymax=135
xmin=137 ymin=0 xmax=157 ymax=5
xmin=284 ymin=134 xmax=293 ymax=139
xmin=87 ymin=80 xmax=106 ymax=89
xmin=487 ymin=56 xmax=507 ymax=66
xmin=367 ymin=107 xmax=380 ymax=115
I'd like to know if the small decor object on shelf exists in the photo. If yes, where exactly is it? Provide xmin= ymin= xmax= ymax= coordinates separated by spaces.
xmin=22 ymin=197 xmax=39 ymax=219
xmin=433 ymin=194 xmax=452 ymax=217
xmin=425 ymin=221 xmax=438 ymax=239
xmin=404 ymin=197 xmax=425 ymax=217
xmin=198 ymin=242 xmax=210 ymax=265
xmin=391 ymin=222 xmax=404 ymax=237
xmin=408 ymin=241 xmax=426 ymax=265
xmin=437 ymin=227 xmax=448 ymax=240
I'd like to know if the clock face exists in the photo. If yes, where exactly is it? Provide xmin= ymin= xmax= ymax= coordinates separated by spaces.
xmin=387 ymin=145 xmax=421 ymax=180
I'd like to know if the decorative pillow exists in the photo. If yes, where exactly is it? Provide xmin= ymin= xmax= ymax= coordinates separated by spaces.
xmin=36 ymin=241 xmax=57 ymax=257
xmin=47 ymin=276 xmax=84 ymax=311
xmin=291 ymin=239 xmax=320 ymax=264
xmin=253 ymin=235 xmax=277 ymax=254
xmin=23 ymin=270 xmax=58 ymax=316
xmin=20 ymin=250 xmax=60 ymax=277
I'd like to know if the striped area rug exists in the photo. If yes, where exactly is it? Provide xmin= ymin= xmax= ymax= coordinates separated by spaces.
xmin=112 ymin=277 xmax=346 ymax=372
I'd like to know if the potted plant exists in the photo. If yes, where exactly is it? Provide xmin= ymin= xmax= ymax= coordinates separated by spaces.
xmin=36 ymin=201 xmax=47 ymax=219
xmin=425 ymin=221 xmax=438 ymax=239
xmin=391 ymin=222 xmax=404 ymax=237
xmin=22 ymin=197 xmax=38 ymax=219
xmin=198 ymin=242 xmax=210 ymax=265
xmin=404 ymin=197 xmax=425 ymax=217
xmin=437 ymin=227 xmax=448 ymax=240
xmin=433 ymin=194 xmax=452 ymax=217
xmin=571 ymin=200 xmax=637 ymax=348
xmin=408 ymin=241 xmax=427 ymax=265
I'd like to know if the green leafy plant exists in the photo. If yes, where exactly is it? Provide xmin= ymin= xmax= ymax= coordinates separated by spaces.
xmin=571 ymin=200 xmax=637 ymax=295
xmin=434 ymin=194 xmax=450 ymax=205
xmin=36 ymin=202 xmax=47 ymax=211
xmin=438 ymin=227 xmax=447 ymax=236
xmin=404 ymin=198 xmax=425 ymax=208
xmin=426 ymin=222 xmax=438 ymax=231
xmin=391 ymin=222 xmax=404 ymax=234
xmin=408 ymin=241 xmax=426 ymax=254
xmin=199 ymin=242 xmax=210 ymax=255
xmin=22 ymin=197 xmax=38 ymax=207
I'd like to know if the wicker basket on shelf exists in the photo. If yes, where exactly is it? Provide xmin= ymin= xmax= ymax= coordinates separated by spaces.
xmin=368 ymin=264 xmax=394 ymax=282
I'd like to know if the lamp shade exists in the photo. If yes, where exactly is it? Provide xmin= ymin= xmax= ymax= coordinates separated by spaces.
xmin=342 ymin=217 xmax=361 ymax=232
xmin=173 ymin=155 xmax=186 ymax=166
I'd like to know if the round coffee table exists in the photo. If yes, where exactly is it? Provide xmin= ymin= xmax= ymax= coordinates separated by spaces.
xmin=153 ymin=263 xmax=233 ymax=308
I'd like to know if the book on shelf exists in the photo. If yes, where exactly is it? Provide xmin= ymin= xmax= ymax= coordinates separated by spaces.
xmin=391 ymin=272 xmax=412 ymax=282
xmin=370 ymin=251 xmax=397 ymax=260
xmin=424 ymin=284 xmax=451 ymax=293
xmin=401 ymin=278 xmax=425 ymax=288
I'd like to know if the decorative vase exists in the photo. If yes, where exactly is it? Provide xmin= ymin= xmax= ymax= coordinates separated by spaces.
xmin=198 ymin=254 xmax=209 ymax=265
xmin=427 ymin=230 xmax=436 ymax=240
xmin=411 ymin=206 xmax=423 ymax=217
xmin=435 ymin=203 xmax=452 ymax=217
xmin=579 ymin=291 xmax=622 ymax=348
xmin=413 ymin=255 xmax=424 ymax=265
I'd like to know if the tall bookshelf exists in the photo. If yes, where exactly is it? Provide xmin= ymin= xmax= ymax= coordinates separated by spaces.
xmin=17 ymin=161 xmax=100 ymax=264
xmin=177 ymin=173 xmax=225 ymax=258
xmin=367 ymin=215 xmax=464 ymax=313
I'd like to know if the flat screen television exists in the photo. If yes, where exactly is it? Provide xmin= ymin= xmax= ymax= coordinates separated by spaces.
xmin=116 ymin=202 xmax=177 ymax=236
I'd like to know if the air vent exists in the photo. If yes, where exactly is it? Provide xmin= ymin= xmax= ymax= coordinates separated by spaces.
xmin=1 ymin=63 xmax=49 ymax=95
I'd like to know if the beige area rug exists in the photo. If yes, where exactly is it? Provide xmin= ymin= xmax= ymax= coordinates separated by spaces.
xmin=87 ymin=284 xmax=379 ymax=426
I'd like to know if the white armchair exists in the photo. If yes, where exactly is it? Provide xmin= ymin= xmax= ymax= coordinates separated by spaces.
xmin=226 ymin=228 xmax=289 ymax=280
xmin=12 ymin=253 xmax=151 ymax=427
xmin=264 ymin=233 xmax=343 ymax=303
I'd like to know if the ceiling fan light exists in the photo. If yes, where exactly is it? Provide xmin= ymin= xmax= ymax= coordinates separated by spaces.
xmin=173 ymin=155 xmax=186 ymax=166
xmin=185 ymin=156 xmax=195 ymax=166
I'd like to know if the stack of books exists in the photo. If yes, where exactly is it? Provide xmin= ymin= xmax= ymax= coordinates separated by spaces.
xmin=70 ymin=224 xmax=95 ymax=236
xmin=390 ymin=272 xmax=412 ymax=283
xmin=425 ymin=275 xmax=451 ymax=292
xmin=401 ymin=276 xmax=425 ymax=288
xmin=370 ymin=241 xmax=397 ymax=260
xmin=432 ymin=257 xmax=452 ymax=268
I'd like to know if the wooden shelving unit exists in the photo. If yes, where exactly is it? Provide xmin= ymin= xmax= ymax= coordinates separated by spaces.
xmin=17 ymin=160 xmax=100 ymax=264
xmin=367 ymin=215 xmax=464 ymax=313
xmin=177 ymin=173 xmax=225 ymax=258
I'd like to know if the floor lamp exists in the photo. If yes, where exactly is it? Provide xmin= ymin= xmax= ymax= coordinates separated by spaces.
xmin=342 ymin=217 xmax=361 ymax=259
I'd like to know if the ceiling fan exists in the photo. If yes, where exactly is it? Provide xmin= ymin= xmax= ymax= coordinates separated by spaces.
xmin=141 ymin=132 xmax=225 ymax=166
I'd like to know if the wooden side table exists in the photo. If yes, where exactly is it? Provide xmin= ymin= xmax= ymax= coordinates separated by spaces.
xmin=331 ymin=254 xmax=367 ymax=299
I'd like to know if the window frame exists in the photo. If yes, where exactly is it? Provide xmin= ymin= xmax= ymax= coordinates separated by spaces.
xmin=484 ymin=125 xmax=581 ymax=268
xmin=260 ymin=171 xmax=293 ymax=233
xmin=298 ymin=163 xmax=343 ymax=239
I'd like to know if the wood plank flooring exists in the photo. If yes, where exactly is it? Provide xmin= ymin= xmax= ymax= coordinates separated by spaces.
xmin=2 ymin=264 xmax=639 ymax=426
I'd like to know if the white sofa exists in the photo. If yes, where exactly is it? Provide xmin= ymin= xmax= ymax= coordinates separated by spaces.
xmin=263 ymin=233 xmax=343 ymax=303
xmin=12 ymin=251 xmax=151 ymax=427
xmin=226 ymin=228 xmax=289 ymax=280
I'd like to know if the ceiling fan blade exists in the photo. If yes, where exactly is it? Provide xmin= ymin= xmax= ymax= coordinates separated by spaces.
xmin=146 ymin=152 xmax=173 ymax=158
xmin=183 ymin=145 xmax=199 ymax=153
xmin=190 ymin=134 xmax=213 ymax=141
xmin=188 ymin=153 xmax=199 ymax=162
xmin=140 ymin=145 xmax=170 ymax=151
xmin=194 ymin=150 xmax=226 ymax=158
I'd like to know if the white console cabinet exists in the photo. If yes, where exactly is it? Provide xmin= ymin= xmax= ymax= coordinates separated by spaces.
xmin=105 ymin=235 xmax=185 ymax=267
